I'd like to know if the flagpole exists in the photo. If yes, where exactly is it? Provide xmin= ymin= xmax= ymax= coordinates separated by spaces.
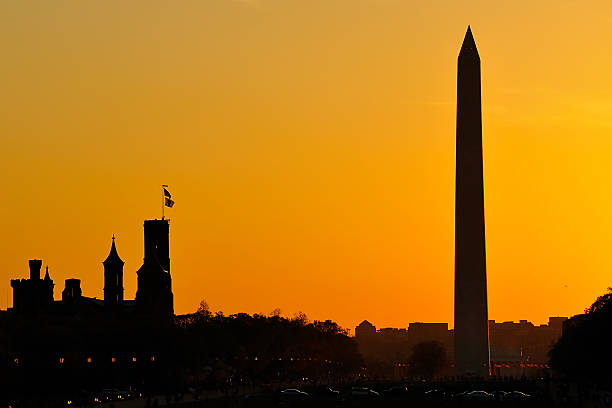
xmin=162 ymin=185 xmax=168 ymax=220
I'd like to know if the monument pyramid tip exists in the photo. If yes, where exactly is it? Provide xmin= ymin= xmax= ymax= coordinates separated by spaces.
xmin=460 ymin=26 xmax=478 ymax=55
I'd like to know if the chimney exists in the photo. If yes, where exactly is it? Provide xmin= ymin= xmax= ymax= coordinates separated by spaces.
xmin=29 ymin=259 xmax=42 ymax=281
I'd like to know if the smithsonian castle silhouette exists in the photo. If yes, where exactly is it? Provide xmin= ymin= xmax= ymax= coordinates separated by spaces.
xmin=10 ymin=218 xmax=174 ymax=319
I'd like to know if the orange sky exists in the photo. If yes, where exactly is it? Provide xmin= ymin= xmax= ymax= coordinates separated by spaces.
xmin=2 ymin=1 xmax=612 ymax=332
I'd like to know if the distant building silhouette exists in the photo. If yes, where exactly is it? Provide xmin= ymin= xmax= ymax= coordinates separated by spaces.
xmin=409 ymin=322 xmax=451 ymax=347
xmin=355 ymin=317 xmax=566 ymax=379
xmin=9 ymin=218 xmax=174 ymax=319
xmin=355 ymin=320 xmax=376 ymax=338
xmin=489 ymin=317 xmax=567 ymax=376
xmin=454 ymin=26 xmax=490 ymax=377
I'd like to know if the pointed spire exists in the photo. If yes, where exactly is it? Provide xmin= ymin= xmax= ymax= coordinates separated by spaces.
xmin=459 ymin=25 xmax=479 ymax=59
xmin=44 ymin=266 xmax=51 ymax=281
xmin=103 ymin=235 xmax=124 ymax=265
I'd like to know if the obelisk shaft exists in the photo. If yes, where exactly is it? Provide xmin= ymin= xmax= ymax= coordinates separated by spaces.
xmin=454 ymin=27 xmax=490 ymax=377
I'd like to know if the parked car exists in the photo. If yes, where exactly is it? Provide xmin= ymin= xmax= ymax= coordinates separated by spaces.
xmin=281 ymin=389 xmax=310 ymax=397
xmin=508 ymin=391 xmax=531 ymax=400
xmin=465 ymin=390 xmax=494 ymax=400
xmin=424 ymin=389 xmax=447 ymax=398
xmin=350 ymin=387 xmax=380 ymax=398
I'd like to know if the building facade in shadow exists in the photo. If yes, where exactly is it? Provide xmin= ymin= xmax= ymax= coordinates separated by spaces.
xmin=4 ymin=218 xmax=177 ymax=394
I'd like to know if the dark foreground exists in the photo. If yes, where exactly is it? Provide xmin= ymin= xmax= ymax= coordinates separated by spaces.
xmin=7 ymin=380 xmax=571 ymax=408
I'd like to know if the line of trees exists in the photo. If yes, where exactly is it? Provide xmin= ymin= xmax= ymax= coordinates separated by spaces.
xmin=174 ymin=301 xmax=363 ymax=387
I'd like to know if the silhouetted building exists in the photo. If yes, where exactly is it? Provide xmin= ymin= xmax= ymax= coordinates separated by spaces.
xmin=548 ymin=316 xmax=567 ymax=332
xmin=355 ymin=320 xmax=376 ymax=338
xmin=6 ymin=218 xmax=178 ymax=394
xmin=454 ymin=26 xmax=490 ymax=377
xmin=10 ymin=260 xmax=54 ymax=314
xmin=354 ymin=320 xmax=453 ymax=378
xmin=408 ymin=322 xmax=451 ymax=347
xmin=10 ymin=218 xmax=174 ymax=319
xmin=136 ymin=219 xmax=174 ymax=318
xmin=103 ymin=235 xmax=124 ymax=309
xmin=489 ymin=317 xmax=567 ymax=377
xmin=355 ymin=317 xmax=566 ymax=379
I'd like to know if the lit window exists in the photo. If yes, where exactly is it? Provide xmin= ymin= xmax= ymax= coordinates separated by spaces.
xmin=111 ymin=357 xmax=116 ymax=363
xmin=59 ymin=357 xmax=65 ymax=364
xmin=150 ymin=356 xmax=155 ymax=362
xmin=87 ymin=357 xmax=92 ymax=363
xmin=13 ymin=358 xmax=19 ymax=366
xmin=132 ymin=357 xmax=137 ymax=363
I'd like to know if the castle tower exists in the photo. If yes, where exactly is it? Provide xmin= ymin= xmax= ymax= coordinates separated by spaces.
xmin=454 ymin=26 xmax=491 ymax=377
xmin=11 ymin=260 xmax=54 ymax=313
xmin=136 ymin=219 xmax=174 ymax=318
xmin=62 ymin=278 xmax=82 ymax=302
xmin=29 ymin=259 xmax=42 ymax=281
xmin=143 ymin=219 xmax=170 ymax=272
xmin=103 ymin=235 xmax=124 ymax=308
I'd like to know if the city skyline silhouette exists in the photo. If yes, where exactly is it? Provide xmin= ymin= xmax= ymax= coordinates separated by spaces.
xmin=2 ymin=2 xmax=612 ymax=333
xmin=3 ymin=7 xmax=611 ymax=401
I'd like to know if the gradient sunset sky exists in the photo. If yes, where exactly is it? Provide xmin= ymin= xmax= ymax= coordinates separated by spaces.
xmin=2 ymin=1 xmax=612 ymax=332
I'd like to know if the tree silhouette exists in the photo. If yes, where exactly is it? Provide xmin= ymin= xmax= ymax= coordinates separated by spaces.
xmin=196 ymin=299 xmax=212 ymax=318
xmin=174 ymin=310 xmax=362 ymax=385
xmin=292 ymin=311 xmax=309 ymax=326
xmin=549 ymin=288 xmax=612 ymax=383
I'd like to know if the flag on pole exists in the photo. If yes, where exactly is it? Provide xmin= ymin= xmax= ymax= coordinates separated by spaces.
xmin=165 ymin=197 xmax=175 ymax=208
xmin=163 ymin=188 xmax=171 ymax=198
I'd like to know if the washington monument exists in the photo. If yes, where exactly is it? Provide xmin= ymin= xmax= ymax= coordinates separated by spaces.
xmin=454 ymin=26 xmax=491 ymax=377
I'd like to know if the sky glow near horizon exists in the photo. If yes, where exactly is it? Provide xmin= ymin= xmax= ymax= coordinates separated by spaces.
xmin=2 ymin=0 xmax=612 ymax=332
